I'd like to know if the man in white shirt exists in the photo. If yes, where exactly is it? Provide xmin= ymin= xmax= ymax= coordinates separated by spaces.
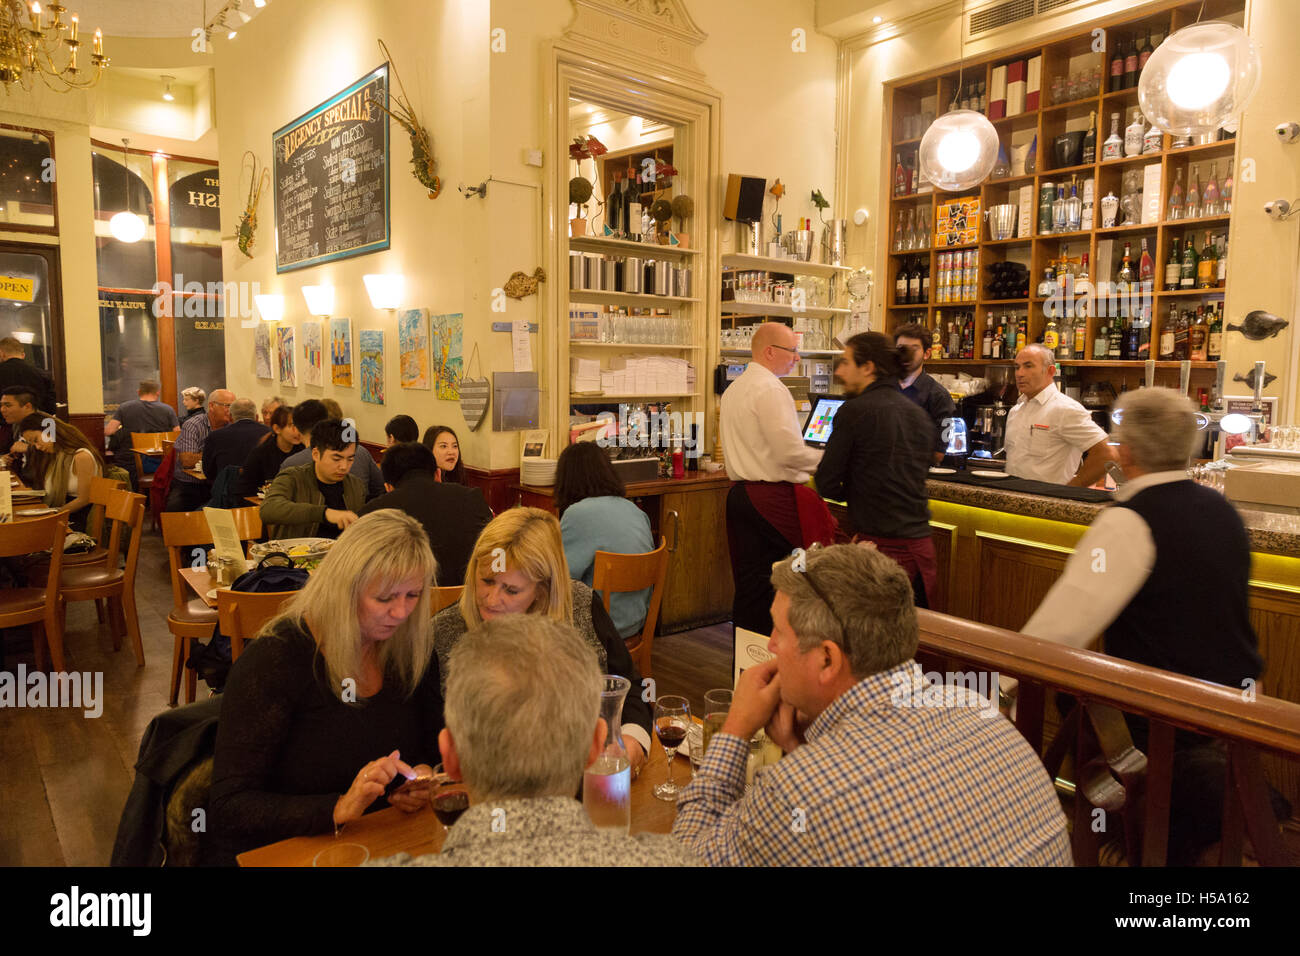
xmin=720 ymin=323 xmax=830 ymax=633
xmin=1005 ymin=345 xmax=1115 ymax=486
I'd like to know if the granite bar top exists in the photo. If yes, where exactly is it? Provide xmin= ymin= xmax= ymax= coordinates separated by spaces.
xmin=925 ymin=479 xmax=1300 ymax=558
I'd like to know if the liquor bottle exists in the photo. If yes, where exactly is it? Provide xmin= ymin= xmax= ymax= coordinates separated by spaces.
xmin=930 ymin=318 xmax=944 ymax=360
xmin=1158 ymin=305 xmax=1176 ymax=360
xmin=1073 ymin=312 xmax=1087 ymax=359
xmin=1107 ymin=311 xmax=1125 ymax=359
xmin=1081 ymin=111 xmax=1097 ymax=164
xmin=1038 ymin=183 xmax=1057 ymax=234
xmin=982 ymin=315 xmax=994 ymax=358
xmin=894 ymin=153 xmax=907 ymax=197
xmin=1138 ymin=237 xmax=1154 ymax=294
xmin=1185 ymin=164 xmax=1200 ymax=218
xmin=1167 ymin=167 xmax=1184 ymax=221
xmin=1057 ymin=316 xmax=1073 ymax=361
xmin=1122 ymin=36 xmax=1137 ymax=88
xmin=948 ymin=318 xmax=960 ymax=358
xmin=1189 ymin=306 xmax=1208 ymax=361
xmin=1093 ymin=315 xmax=1109 ymax=359
xmin=1201 ymin=162 xmax=1220 ymax=216
xmin=1016 ymin=314 xmax=1028 ymax=352
xmin=1004 ymin=312 xmax=1017 ymax=357
xmin=606 ymin=172 xmax=623 ymax=236
xmin=1179 ymin=236 xmax=1197 ymax=289
xmin=1207 ymin=303 xmax=1223 ymax=361
xmin=1138 ymin=29 xmax=1154 ymax=70
xmin=1196 ymin=231 xmax=1217 ymax=288
xmin=908 ymin=258 xmax=923 ymax=303
xmin=895 ymin=261 xmax=909 ymax=304
xmin=991 ymin=316 xmax=1004 ymax=359
xmin=1045 ymin=314 xmax=1060 ymax=353
xmin=1117 ymin=240 xmax=1135 ymax=287
xmin=1124 ymin=109 xmax=1144 ymax=157
xmin=628 ymin=174 xmax=643 ymax=239
xmin=963 ymin=312 xmax=975 ymax=358
xmin=1038 ymin=266 xmax=1057 ymax=299
xmin=1052 ymin=186 xmax=1068 ymax=233
xmin=921 ymin=259 xmax=931 ymax=302
xmin=1174 ymin=308 xmax=1190 ymax=360
xmin=1164 ymin=238 xmax=1181 ymax=291
xmin=1215 ymin=235 xmax=1226 ymax=286
xmin=1065 ymin=177 xmax=1082 ymax=232
xmin=619 ymin=173 xmax=632 ymax=236
xmin=1221 ymin=160 xmax=1233 ymax=213
xmin=1109 ymin=37 xmax=1124 ymax=92
xmin=1102 ymin=112 xmax=1123 ymax=160
xmin=1128 ymin=308 xmax=1151 ymax=361
xmin=978 ymin=80 xmax=988 ymax=114
xmin=1143 ymin=115 xmax=1162 ymax=154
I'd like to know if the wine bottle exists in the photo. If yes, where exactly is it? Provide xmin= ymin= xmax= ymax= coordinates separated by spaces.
xmin=1102 ymin=112 xmax=1123 ymax=160
xmin=628 ymin=173 xmax=642 ymax=239
xmin=1158 ymin=305 xmax=1176 ymax=360
xmin=908 ymin=257 xmax=922 ymax=303
xmin=1107 ymin=311 xmax=1125 ymax=359
xmin=982 ymin=315 xmax=994 ymax=358
xmin=606 ymin=172 xmax=622 ymax=236
xmin=894 ymin=153 xmax=906 ymax=197
xmin=1123 ymin=35 xmax=1138 ymax=89
xmin=1215 ymin=235 xmax=1226 ymax=286
xmin=1109 ymin=37 xmax=1125 ymax=92
xmin=1166 ymin=167 xmax=1184 ymax=221
xmin=895 ymin=260 xmax=909 ymax=304
xmin=921 ymin=259 xmax=931 ymax=303
xmin=1082 ymin=110 xmax=1097 ymax=164
xmin=1207 ymin=304 xmax=1223 ymax=361
xmin=947 ymin=318 xmax=960 ymax=358
xmin=1164 ymin=238 xmax=1181 ymax=291
xmin=893 ymin=210 xmax=905 ymax=251
xmin=991 ymin=317 xmax=1004 ymax=359
xmin=1138 ymin=29 xmax=1154 ymax=71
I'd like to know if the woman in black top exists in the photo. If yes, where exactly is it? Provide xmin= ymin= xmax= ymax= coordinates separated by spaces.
xmin=206 ymin=510 xmax=443 ymax=865
xmin=422 ymin=424 xmax=464 ymax=483
xmin=233 ymin=403 xmax=302 ymax=497
xmin=181 ymin=386 xmax=206 ymax=420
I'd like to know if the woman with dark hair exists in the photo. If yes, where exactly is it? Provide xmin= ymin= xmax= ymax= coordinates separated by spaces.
xmin=814 ymin=331 xmax=938 ymax=607
xmin=17 ymin=413 xmax=104 ymax=532
xmin=554 ymin=441 xmax=655 ymax=640
xmin=421 ymin=425 xmax=464 ymax=483
xmin=233 ymin=403 xmax=302 ymax=497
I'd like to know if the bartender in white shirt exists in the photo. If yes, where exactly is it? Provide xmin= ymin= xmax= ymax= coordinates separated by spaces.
xmin=1004 ymin=345 xmax=1116 ymax=486
xmin=719 ymin=322 xmax=828 ymax=633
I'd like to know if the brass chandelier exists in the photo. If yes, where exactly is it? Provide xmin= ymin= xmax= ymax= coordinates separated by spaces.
xmin=0 ymin=0 xmax=109 ymax=93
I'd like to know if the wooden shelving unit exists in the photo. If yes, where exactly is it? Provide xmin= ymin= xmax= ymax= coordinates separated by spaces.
xmin=883 ymin=0 xmax=1242 ymax=392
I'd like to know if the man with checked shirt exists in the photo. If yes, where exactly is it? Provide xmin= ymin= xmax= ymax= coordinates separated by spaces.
xmin=672 ymin=543 xmax=1072 ymax=866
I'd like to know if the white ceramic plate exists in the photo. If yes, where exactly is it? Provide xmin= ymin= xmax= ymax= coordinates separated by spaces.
xmin=970 ymin=469 xmax=1010 ymax=479
xmin=250 ymin=537 xmax=334 ymax=559
xmin=928 ymin=467 xmax=956 ymax=475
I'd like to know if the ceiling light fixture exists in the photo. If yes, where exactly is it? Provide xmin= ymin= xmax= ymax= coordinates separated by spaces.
xmin=872 ymin=15 xmax=883 ymax=24
xmin=108 ymin=138 xmax=146 ymax=243
xmin=918 ymin=24 xmax=998 ymax=191
xmin=161 ymin=74 xmax=175 ymax=101
xmin=0 ymin=0 xmax=110 ymax=93
xmin=1138 ymin=20 xmax=1261 ymax=135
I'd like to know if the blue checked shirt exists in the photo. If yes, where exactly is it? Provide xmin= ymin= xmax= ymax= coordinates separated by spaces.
xmin=173 ymin=412 xmax=211 ymax=484
xmin=672 ymin=661 xmax=1073 ymax=866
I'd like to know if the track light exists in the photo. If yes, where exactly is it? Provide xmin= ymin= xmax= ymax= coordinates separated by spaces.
xmin=161 ymin=75 xmax=175 ymax=101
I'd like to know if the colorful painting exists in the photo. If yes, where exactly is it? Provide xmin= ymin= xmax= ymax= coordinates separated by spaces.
xmin=277 ymin=325 xmax=297 ymax=387
xmin=330 ymin=317 xmax=353 ymax=387
xmin=935 ymin=196 xmax=980 ymax=247
xmin=254 ymin=323 xmax=273 ymax=380
xmin=431 ymin=312 xmax=464 ymax=400
xmin=359 ymin=329 xmax=385 ymax=405
xmin=398 ymin=308 xmax=430 ymax=390
xmin=302 ymin=321 xmax=323 ymax=387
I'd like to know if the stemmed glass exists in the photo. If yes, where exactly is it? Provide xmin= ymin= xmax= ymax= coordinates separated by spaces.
xmin=429 ymin=762 xmax=469 ymax=834
xmin=653 ymin=695 xmax=691 ymax=801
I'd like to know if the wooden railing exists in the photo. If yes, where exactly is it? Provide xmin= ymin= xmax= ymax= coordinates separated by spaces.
xmin=915 ymin=609 xmax=1300 ymax=866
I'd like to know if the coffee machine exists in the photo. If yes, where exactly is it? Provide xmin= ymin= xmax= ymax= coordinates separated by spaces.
xmin=969 ymin=402 xmax=1009 ymax=459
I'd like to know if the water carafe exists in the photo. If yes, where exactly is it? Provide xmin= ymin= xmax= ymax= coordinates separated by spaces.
xmin=583 ymin=675 xmax=631 ymax=833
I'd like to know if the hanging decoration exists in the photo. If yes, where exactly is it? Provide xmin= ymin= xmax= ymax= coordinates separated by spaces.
xmin=569 ymin=135 xmax=607 ymax=233
xmin=503 ymin=268 xmax=546 ymax=300
xmin=233 ymin=150 xmax=270 ymax=258
xmin=372 ymin=39 xmax=442 ymax=198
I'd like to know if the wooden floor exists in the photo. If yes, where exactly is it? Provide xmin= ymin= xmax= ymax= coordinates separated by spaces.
xmin=0 ymin=530 xmax=734 ymax=866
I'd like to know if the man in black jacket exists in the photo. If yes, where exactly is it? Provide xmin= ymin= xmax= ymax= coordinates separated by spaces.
xmin=358 ymin=442 xmax=492 ymax=586
xmin=0 ymin=337 xmax=56 ymax=417
xmin=893 ymin=322 xmax=956 ymax=465
xmin=202 ymin=398 xmax=270 ymax=485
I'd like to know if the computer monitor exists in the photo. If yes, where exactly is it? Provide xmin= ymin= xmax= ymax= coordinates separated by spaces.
xmin=802 ymin=395 xmax=844 ymax=447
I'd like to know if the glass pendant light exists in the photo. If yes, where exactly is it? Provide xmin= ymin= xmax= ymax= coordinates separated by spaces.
xmin=109 ymin=138 xmax=146 ymax=243
xmin=1138 ymin=21 xmax=1261 ymax=135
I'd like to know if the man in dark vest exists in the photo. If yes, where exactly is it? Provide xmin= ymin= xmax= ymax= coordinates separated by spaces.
xmin=1011 ymin=387 xmax=1285 ymax=863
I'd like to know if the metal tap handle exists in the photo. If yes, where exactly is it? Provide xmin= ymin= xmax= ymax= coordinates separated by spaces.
xmin=1252 ymin=360 xmax=1266 ymax=407
xmin=1178 ymin=360 xmax=1191 ymax=396
xmin=1144 ymin=359 xmax=1155 ymax=389
xmin=1212 ymin=360 xmax=1227 ymax=409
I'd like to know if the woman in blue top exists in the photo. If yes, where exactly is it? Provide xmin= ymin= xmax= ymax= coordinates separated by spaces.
xmin=554 ymin=441 xmax=654 ymax=639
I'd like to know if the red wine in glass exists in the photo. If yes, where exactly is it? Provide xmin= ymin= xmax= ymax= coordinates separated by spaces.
xmin=432 ymin=789 xmax=469 ymax=827
xmin=656 ymin=721 xmax=687 ymax=751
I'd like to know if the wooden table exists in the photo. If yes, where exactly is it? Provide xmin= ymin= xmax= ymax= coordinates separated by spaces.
xmin=180 ymin=567 xmax=222 ymax=607
xmin=238 ymin=737 xmax=690 ymax=866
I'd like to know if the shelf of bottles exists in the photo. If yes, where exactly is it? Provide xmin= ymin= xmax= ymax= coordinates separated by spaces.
xmin=884 ymin=0 xmax=1243 ymax=378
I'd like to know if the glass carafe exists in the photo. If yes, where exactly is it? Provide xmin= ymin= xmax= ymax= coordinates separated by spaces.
xmin=583 ymin=675 xmax=631 ymax=834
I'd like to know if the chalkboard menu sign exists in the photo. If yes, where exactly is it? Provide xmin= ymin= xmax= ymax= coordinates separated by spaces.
xmin=273 ymin=65 xmax=390 ymax=273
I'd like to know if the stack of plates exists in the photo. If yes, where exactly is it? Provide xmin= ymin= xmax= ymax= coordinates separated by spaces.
xmin=521 ymin=457 xmax=557 ymax=486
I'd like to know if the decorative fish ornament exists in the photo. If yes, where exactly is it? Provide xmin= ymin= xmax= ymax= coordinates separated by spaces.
xmin=504 ymin=268 xmax=546 ymax=300
xmin=1226 ymin=310 xmax=1289 ymax=341
xmin=1233 ymin=368 xmax=1278 ymax=390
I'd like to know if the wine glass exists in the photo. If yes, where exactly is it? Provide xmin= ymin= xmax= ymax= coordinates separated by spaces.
xmin=653 ymin=695 xmax=691 ymax=801
xmin=429 ymin=762 xmax=469 ymax=834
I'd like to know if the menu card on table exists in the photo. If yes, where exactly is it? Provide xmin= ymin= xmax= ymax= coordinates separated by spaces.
xmin=0 ymin=471 xmax=10 ymax=524
xmin=203 ymin=508 xmax=249 ymax=576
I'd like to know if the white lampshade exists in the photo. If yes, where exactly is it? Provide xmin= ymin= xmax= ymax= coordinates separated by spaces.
xmin=363 ymin=273 xmax=405 ymax=311
xmin=254 ymin=293 xmax=285 ymax=323
xmin=918 ymin=109 xmax=999 ymax=192
xmin=1139 ymin=21 xmax=1261 ymax=135
xmin=109 ymin=210 xmax=146 ymax=243
xmin=301 ymin=284 xmax=335 ymax=316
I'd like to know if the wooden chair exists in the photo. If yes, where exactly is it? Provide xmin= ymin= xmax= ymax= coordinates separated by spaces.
xmin=431 ymin=585 xmax=464 ymax=614
xmin=132 ymin=430 xmax=176 ymax=531
xmin=55 ymin=490 xmax=147 ymax=667
xmin=27 ymin=475 xmax=127 ymax=625
xmin=0 ymin=512 xmax=68 ymax=671
xmin=161 ymin=507 xmax=262 ymax=706
xmin=217 ymin=589 xmax=297 ymax=661
xmin=592 ymin=536 xmax=669 ymax=678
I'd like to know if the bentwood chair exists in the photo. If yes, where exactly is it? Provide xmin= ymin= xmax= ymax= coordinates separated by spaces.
xmin=55 ymin=490 xmax=147 ymax=667
xmin=217 ymin=589 xmax=298 ymax=662
xmin=431 ymin=585 xmax=464 ymax=614
xmin=161 ymin=507 xmax=262 ymax=705
xmin=592 ymin=536 xmax=669 ymax=678
xmin=0 ymin=512 xmax=68 ymax=671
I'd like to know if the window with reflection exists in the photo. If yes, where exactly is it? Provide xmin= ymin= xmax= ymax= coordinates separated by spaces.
xmin=99 ymin=292 xmax=160 ymax=407
xmin=169 ymin=160 xmax=222 ymax=288
xmin=92 ymin=150 xmax=157 ymax=292
xmin=0 ymin=126 xmax=57 ymax=232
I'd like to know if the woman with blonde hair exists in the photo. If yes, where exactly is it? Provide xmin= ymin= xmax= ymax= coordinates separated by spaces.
xmin=434 ymin=506 xmax=653 ymax=771
xmin=17 ymin=413 xmax=103 ymax=533
xmin=207 ymin=509 xmax=444 ymax=865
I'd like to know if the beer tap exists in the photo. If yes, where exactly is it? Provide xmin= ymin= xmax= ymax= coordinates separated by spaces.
xmin=1247 ymin=360 xmax=1268 ymax=444
xmin=1201 ymin=360 xmax=1229 ymax=459
xmin=1144 ymin=359 xmax=1155 ymax=389
xmin=1178 ymin=359 xmax=1192 ymax=397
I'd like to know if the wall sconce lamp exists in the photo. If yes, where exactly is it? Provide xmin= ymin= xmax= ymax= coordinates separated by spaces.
xmin=301 ymin=284 xmax=336 ymax=318
xmin=363 ymin=273 xmax=405 ymax=313
xmin=254 ymin=293 xmax=285 ymax=323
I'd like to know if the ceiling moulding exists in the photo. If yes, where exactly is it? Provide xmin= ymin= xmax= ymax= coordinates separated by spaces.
xmin=837 ymin=0 xmax=959 ymax=52
xmin=565 ymin=0 xmax=707 ymax=79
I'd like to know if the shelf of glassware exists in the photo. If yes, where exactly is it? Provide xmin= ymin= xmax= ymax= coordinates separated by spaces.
xmin=720 ymin=302 xmax=848 ymax=320
xmin=720 ymin=348 xmax=840 ymax=358
xmin=569 ymin=235 xmax=702 ymax=257
xmin=720 ymin=253 xmax=852 ymax=279
xmin=570 ymin=290 xmax=700 ymax=308
xmin=568 ymin=342 xmax=702 ymax=350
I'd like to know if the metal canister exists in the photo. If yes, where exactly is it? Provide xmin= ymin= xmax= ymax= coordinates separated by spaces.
xmin=602 ymin=257 xmax=619 ymax=292
xmin=1038 ymin=183 xmax=1056 ymax=235
xmin=569 ymin=251 xmax=584 ymax=289
xmin=653 ymin=260 xmax=671 ymax=296
xmin=673 ymin=266 xmax=691 ymax=298
xmin=582 ymin=253 xmax=602 ymax=290
xmin=623 ymin=256 xmax=644 ymax=293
